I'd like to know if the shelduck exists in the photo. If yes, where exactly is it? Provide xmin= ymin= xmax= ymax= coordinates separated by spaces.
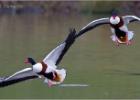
xmin=0 ymin=28 xmax=76 ymax=87
xmin=76 ymin=14 xmax=140 ymax=46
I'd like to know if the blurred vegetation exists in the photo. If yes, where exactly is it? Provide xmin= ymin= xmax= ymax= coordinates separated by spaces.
xmin=0 ymin=1 xmax=139 ymax=16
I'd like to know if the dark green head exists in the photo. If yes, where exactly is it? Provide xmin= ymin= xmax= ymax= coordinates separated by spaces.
xmin=25 ymin=57 xmax=36 ymax=65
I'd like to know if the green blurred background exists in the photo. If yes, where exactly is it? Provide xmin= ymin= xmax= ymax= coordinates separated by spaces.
xmin=0 ymin=1 xmax=140 ymax=99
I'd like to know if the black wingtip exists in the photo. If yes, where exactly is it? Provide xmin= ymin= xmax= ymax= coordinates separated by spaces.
xmin=55 ymin=28 xmax=76 ymax=65
xmin=65 ymin=28 xmax=76 ymax=44
xmin=69 ymin=28 xmax=76 ymax=34
xmin=0 ymin=76 xmax=38 ymax=88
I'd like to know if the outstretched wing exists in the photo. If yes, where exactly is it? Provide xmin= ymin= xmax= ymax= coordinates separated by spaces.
xmin=43 ymin=28 xmax=76 ymax=65
xmin=0 ymin=68 xmax=39 ymax=87
xmin=76 ymin=17 xmax=110 ymax=38
xmin=123 ymin=15 xmax=140 ymax=24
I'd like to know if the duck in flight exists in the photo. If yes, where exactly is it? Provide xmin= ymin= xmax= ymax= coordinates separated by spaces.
xmin=0 ymin=28 xmax=76 ymax=88
xmin=76 ymin=14 xmax=140 ymax=46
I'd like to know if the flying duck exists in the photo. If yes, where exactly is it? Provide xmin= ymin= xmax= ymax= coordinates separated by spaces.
xmin=0 ymin=28 xmax=76 ymax=87
xmin=76 ymin=14 xmax=140 ymax=45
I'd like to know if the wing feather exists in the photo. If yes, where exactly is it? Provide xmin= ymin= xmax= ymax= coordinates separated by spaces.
xmin=0 ymin=68 xmax=39 ymax=87
xmin=76 ymin=17 xmax=110 ymax=38
xmin=123 ymin=15 xmax=140 ymax=24
xmin=43 ymin=43 xmax=66 ymax=65
xmin=43 ymin=28 xmax=76 ymax=65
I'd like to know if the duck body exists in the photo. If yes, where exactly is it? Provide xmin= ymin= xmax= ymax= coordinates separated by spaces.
xmin=32 ymin=60 xmax=66 ymax=85
xmin=110 ymin=16 xmax=134 ymax=45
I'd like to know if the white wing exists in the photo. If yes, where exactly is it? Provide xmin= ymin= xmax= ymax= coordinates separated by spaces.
xmin=43 ymin=43 xmax=66 ymax=65
xmin=76 ymin=17 xmax=110 ymax=38
xmin=0 ymin=68 xmax=39 ymax=87
xmin=123 ymin=15 xmax=140 ymax=24
xmin=43 ymin=29 xmax=76 ymax=65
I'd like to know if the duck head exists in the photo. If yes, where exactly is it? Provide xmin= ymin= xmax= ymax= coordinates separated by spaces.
xmin=25 ymin=57 xmax=36 ymax=65
xmin=109 ymin=10 xmax=120 ymax=25
xmin=25 ymin=57 xmax=44 ymax=73
xmin=110 ymin=16 xmax=120 ymax=25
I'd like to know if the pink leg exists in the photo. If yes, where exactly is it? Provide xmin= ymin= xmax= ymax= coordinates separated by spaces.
xmin=48 ymin=80 xmax=53 ymax=87
xmin=115 ymin=39 xmax=119 ymax=46
xmin=126 ymin=34 xmax=131 ymax=45
xmin=126 ymin=40 xmax=131 ymax=45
